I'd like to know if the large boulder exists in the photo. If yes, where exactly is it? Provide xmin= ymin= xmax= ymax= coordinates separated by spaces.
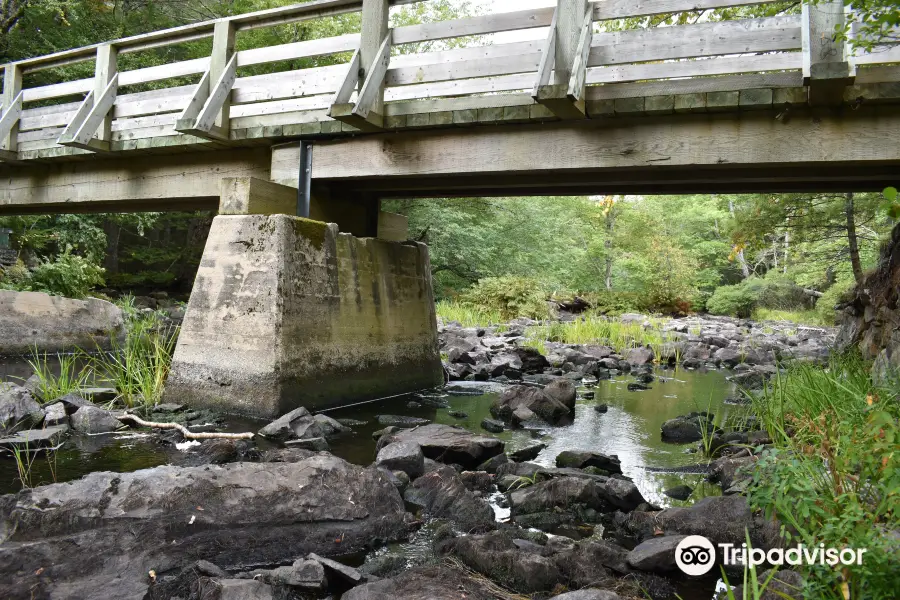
xmin=381 ymin=424 xmax=503 ymax=470
xmin=625 ymin=347 xmax=654 ymax=366
xmin=626 ymin=535 xmax=688 ymax=573
xmin=543 ymin=379 xmax=577 ymax=410
xmin=403 ymin=465 xmax=496 ymax=533
xmin=660 ymin=412 xmax=720 ymax=443
xmin=492 ymin=385 xmax=571 ymax=425
xmin=510 ymin=475 xmax=645 ymax=517
xmin=0 ymin=290 xmax=125 ymax=354
xmin=0 ymin=383 xmax=44 ymax=432
xmin=70 ymin=405 xmax=121 ymax=434
xmin=376 ymin=441 xmax=425 ymax=479
xmin=257 ymin=407 xmax=327 ymax=442
xmin=0 ymin=454 xmax=412 ymax=600
xmin=555 ymin=451 xmax=622 ymax=475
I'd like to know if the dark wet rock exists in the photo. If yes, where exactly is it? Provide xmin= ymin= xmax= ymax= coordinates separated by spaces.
xmin=376 ymin=414 xmax=431 ymax=428
xmin=709 ymin=454 xmax=757 ymax=490
xmin=173 ymin=439 xmax=257 ymax=467
xmin=477 ymin=452 xmax=509 ymax=474
xmin=543 ymin=379 xmax=577 ymax=410
xmin=732 ymin=569 xmax=804 ymax=600
xmin=80 ymin=387 xmax=118 ymax=404
xmin=407 ymin=401 xmax=422 ymax=408
xmin=358 ymin=553 xmax=407 ymax=578
xmin=342 ymin=565 xmax=502 ymax=600
xmin=257 ymin=407 xmax=315 ymax=441
xmin=240 ymin=558 xmax=326 ymax=590
xmin=488 ymin=352 xmax=523 ymax=377
xmin=626 ymin=535 xmax=687 ymax=573
xmin=0 ymin=425 xmax=68 ymax=450
xmin=258 ymin=447 xmax=315 ymax=463
xmin=372 ymin=425 xmax=400 ymax=440
xmin=376 ymin=441 xmax=425 ymax=480
xmin=594 ymin=404 xmax=609 ymax=413
xmin=510 ymin=405 xmax=535 ymax=426
xmin=512 ymin=346 xmax=551 ymax=373
xmin=492 ymin=385 xmax=571 ymax=425
xmin=555 ymin=451 xmax=622 ymax=475
xmin=313 ymin=413 xmax=351 ymax=435
xmin=714 ymin=347 xmax=742 ymax=367
xmin=43 ymin=402 xmax=68 ymax=427
xmin=460 ymin=470 xmax=493 ymax=493
xmin=152 ymin=403 xmax=184 ymax=413
xmin=660 ymin=412 xmax=720 ymax=443
xmin=447 ymin=410 xmax=468 ymax=419
xmin=444 ymin=381 xmax=506 ymax=395
xmin=636 ymin=372 xmax=655 ymax=384
xmin=663 ymin=484 xmax=693 ymax=501
xmin=509 ymin=442 xmax=546 ymax=462
xmin=609 ymin=495 xmax=783 ymax=550
xmin=144 ymin=559 xmax=230 ymax=600
xmin=581 ymin=390 xmax=595 ymax=399
xmin=0 ymin=383 xmax=43 ymax=431
xmin=403 ymin=464 xmax=495 ymax=533
xmin=70 ymin=405 xmax=121 ymax=434
xmin=308 ymin=552 xmax=366 ymax=586
xmin=284 ymin=437 xmax=329 ymax=451
xmin=382 ymin=424 xmax=503 ymax=470
xmin=480 ymin=418 xmax=505 ymax=433
xmin=0 ymin=454 xmax=411 ymax=600
xmin=337 ymin=418 xmax=368 ymax=427
xmin=510 ymin=475 xmax=645 ymax=517
xmin=627 ymin=382 xmax=650 ymax=391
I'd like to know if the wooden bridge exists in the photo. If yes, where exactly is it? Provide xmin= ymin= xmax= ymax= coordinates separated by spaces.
xmin=1 ymin=0 xmax=900 ymax=215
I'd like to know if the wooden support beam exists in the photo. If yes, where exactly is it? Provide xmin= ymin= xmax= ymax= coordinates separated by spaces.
xmin=57 ymin=74 xmax=119 ymax=152
xmin=93 ymin=44 xmax=117 ymax=143
xmin=330 ymin=0 xmax=389 ymax=131
xmin=176 ymin=21 xmax=236 ymax=142
xmin=531 ymin=9 xmax=558 ymax=97
xmin=533 ymin=0 xmax=590 ymax=119
xmin=1 ymin=64 xmax=23 ymax=160
xmin=802 ymin=1 xmax=853 ymax=106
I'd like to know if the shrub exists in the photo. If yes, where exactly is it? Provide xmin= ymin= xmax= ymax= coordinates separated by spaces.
xmin=816 ymin=276 xmax=856 ymax=325
xmin=459 ymin=276 xmax=550 ymax=320
xmin=581 ymin=291 xmax=649 ymax=316
xmin=706 ymin=283 xmax=757 ymax=317
xmin=28 ymin=253 xmax=105 ymax=299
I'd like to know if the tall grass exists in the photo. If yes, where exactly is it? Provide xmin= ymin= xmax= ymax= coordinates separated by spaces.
xmin=525 ymin=316 xmax=676 ymax=359
xmin=436 ymin=300 xmax=504 ymax=328
xmin=26 ymin=349 xmax=90 ymax=403
xmin=751 ymin=308 xmax=828 ymax=327
xmin=745 ymin=354 xmax=899 ymax=599
xmin=91 ymin=311 xmax=177 ymax=410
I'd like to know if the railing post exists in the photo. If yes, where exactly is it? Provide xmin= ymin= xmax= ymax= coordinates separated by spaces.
xmin=94 ymin=44 xmax=118 ymax=144
xmin=533 ymin=0 xmax=590 ymax=119
xmin=802 ymin=0 xmax=853 ymax=107
xmin=360 ymin=0 xmax=389 ymax=119
xmin=1 ymin=64 xmax=23 ymax=159
xmin=210 ymin=20 xmax=236 ymax=133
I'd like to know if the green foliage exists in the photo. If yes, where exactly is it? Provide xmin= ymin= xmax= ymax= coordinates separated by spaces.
xmin=527 ymin=316 xmax=674 ymax=358
xmin=26 ymin=350 xmax=91 ymax=403
xmin=581 ymin=291 xmax=649 ymax=316
xmin=816 ymin=276 xmax=857 ymax=325
xmin=707 ymin=277 xmax=809 ymax=318
xmin=706 ymin=283 xmax=758 ymax=318
xmin=435 ymin=300 xmax=502 ymax=328
xmin=747 ymin=355 xmax=900 ymax=599
xmin=815 ymin=0 xmax=900 ymax=52
xmin=28 ymin=253 xmax=105 ymax=298
xmin=459 ymin=276 xmax=550 ymax=321
xmin=751 ymin=308 xmax=828 ymax=327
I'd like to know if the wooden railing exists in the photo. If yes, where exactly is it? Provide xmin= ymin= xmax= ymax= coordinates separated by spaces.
xmin=1 ymin=0 xmax=898 ymax=163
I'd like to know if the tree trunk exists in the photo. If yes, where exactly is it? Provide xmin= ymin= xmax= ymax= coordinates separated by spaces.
xmin=103 ymin=219 xmax=121 ymax=275
xmin=782 ymin=230 xmax=790 ymax=275
xmin=604 ymin=200 xmax=616 ymax=291
xmin=728 ymin=198 xmax=751 ymax=279
xmin=845 ymin=192 xmax=864 ymax=285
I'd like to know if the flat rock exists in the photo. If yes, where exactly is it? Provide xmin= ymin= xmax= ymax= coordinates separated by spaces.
xmin=663 ymin=484 xmax=693 ymax=501
xmin=43 ymin=402 xmax=68 ymax=427
xmin=342 ymin=565 xmax=502 ymax=600
xmin=492 ymin=385 xmax=571 ymax=425
xmin=555 ymin=451 xmax=622 ymax=475
xmin=241 ymin=558 xmax=326 ymax=590
xmin=57 ymin=393 xmax=94 ymax=413
xmin=0 ymin=454 xmax=411 ymax=600
xmin=80 ymin=388 xmax=119 ymax=404
xmin=308 ymin=552 xmax=365 ymax=585
xmin=509 ymin=442 xmax=546 ymax=462
xmin=480 ymin=418 xmax=505 ymax=433
xmin=553 ymin=590 xmax=622 ymax=600
xmin=0 ymin=425 xmax=68 ymax=450
xmin=384 ymin=424 xmax=503 ymax=470
xmin=197 ymin=578 xmax=274 ymax=599
xmin=376 ymin=415 xmax=430 ymax=428
xmin=403 ymin=464 xmax=496 ymax=533
xmin=152 ymin=403 xmax=184 ymax=413
xmin=257 ymin=407 xmax=313 ymax=441
xmin=70 ymin=405 xmax=121 ymax=434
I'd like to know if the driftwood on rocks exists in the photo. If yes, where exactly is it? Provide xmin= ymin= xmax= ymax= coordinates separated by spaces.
xmin=118 ymin=412 xmax=255 ymax=440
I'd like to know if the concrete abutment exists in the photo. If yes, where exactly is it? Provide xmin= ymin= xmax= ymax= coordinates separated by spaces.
xmin=164 ymin=179 xmax=442 ymax=417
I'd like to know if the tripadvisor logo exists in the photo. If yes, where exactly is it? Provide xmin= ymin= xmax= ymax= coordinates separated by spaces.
xmin=675 ymin=536 xmax=868 ymax=576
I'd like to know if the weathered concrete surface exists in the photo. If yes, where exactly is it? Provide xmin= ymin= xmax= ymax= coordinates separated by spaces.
xmin=0 ymin=290 xmax=125 ymax=355
xmin=164 ymin=215 xmax=443 ymax=417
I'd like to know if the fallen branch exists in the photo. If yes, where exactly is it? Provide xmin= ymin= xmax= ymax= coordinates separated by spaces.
xmin=118 ymin=413 xmax=255 ymax=440
xmin=802 ymin=288 xmax=824 ymax=298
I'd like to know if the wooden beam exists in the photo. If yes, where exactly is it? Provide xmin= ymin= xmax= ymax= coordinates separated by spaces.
xmin=567 ymin=7 xmax=593 ymax=102
xmin=331 ymin=31 xmax=390 ymax=131
xmin=93 ymin=44 xmax=118 ymax=144
xmin=531 ymin=9 xmax=557 ymax=98
xmin=328 ymin=48 xmax=361 ymax=121
xmin=534 ymin=0 xmax=589 ymax=119
xmin=1 ymin=64 xmax=22 ymax=159
xmin=57 ymin=74 xmax=119 ymax=152
xmin=209 ymin=20 xmax=236 ymax=131
xmin=802 ymin=1 xmax=853 ymax=106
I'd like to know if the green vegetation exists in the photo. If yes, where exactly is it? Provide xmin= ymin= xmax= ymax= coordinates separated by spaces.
xmin=746 ymin=355 xmax=899 ymax=599
xmin=458 ymin=276 xmax=550 ymax=321
xmin=27 ymin=351 xmax=90 ymax=403
xmin=751 ymin=308 xmax=828 ymax=327
xmin=525 ymin=316 xmax=674 ymax=359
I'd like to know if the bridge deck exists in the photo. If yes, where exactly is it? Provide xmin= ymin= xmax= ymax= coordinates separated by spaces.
xmin=1 ymin=0 xmax=898 ymax=170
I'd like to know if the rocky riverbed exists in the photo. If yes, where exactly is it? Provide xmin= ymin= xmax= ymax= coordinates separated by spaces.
xmin=0 ymin=313 xmax=830 ymax=600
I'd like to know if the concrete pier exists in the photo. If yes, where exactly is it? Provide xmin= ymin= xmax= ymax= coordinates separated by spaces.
xmin=164 ymin=213 xmax=443 ymax=417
